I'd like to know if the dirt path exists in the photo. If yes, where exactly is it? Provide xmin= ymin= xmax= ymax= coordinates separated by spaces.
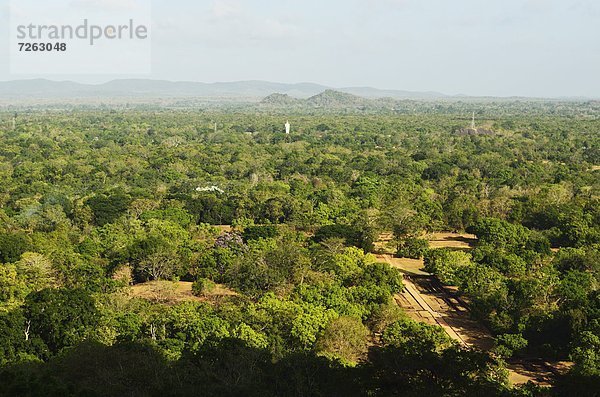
xmin=374 ymin=233 xmax=571 ymax=386
xmin=374 ymin=253 xmax=428 ymax=275
xmin=395 ymin=275 xmax=495 ymax=350
xmin=390 ymin=270 xmax=570 ymax=385
xmin=376 ymin=251 xmax=494 ymax=350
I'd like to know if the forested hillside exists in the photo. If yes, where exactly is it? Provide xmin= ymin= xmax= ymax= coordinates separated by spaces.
xmin=0 ymin=104 xmax=598 ymax=396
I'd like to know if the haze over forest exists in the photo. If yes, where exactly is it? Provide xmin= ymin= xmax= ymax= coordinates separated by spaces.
xmin=1 ymin=0 xmax=599 ymax=98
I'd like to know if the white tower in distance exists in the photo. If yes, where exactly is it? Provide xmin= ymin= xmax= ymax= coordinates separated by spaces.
xmin=285 ymin=120 xmax=291 ymax=135
xmin=471 ymin=112 xmax=476 ymax=129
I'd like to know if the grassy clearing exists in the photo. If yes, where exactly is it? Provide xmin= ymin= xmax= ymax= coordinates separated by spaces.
xmin=130 ymin=281 xmax=237 ymax=304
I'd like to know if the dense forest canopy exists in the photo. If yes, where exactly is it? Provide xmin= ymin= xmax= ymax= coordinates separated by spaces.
xmin=0 ymin=102 xmax=598 ymax=396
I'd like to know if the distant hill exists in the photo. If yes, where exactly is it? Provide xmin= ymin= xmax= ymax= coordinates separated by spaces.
xmin=340 ymin=86 xmax=446 ymax=100
xmin=307 ymin=90 xmax=368 ymax=108
xmin=260 ymin=89 xmax=405 ymax=110
xmin=0 ymin=79 xmax=329 ymax=99
xmin=0 ymin=79 xmax=450 ymax=101
xmin=0 ymin=79 xmax=91 ymax=97
xmin=260 ymin=93 xmax=304 ymax=106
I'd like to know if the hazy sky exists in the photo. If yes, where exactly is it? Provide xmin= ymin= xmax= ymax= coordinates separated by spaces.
xmin=1 ymin=0 xmax=599 ymax=97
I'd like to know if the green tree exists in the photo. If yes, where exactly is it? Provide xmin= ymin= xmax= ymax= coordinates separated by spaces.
xmin=86 ymin=191 xmax=131 ymax=226
xmin=424 ymin=249 xmax=473 ymax=285
xmin=23 ymin=288 xmax=99 ymax=353
xmin=0 ymin=232 xmax=31 ymax=264
xmin=396 ymin=237 xmax=429 ymax=259
xmin=315 ymin=316 xmax=369 ymax=365
xmin=15 ymin=252 xmax=56 ymax=293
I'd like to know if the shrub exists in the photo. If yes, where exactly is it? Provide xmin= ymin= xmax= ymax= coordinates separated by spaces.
xmin=313 ymin=224 xmax=358 ymax=245
xmin=242 ymin=225 xmax=279 ymax=242
xmin=396 ymin=238 xmax=429 ymax=259
xmin=192 ymin=278 xmax=217 ymax=297
xmin=424 ymin=249 xmax=472 ymax=285
xmin=493 ymin=333 xmax=528 ymax=358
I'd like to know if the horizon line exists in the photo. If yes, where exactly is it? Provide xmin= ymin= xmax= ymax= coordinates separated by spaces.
xmin=0 ymin=78 xmax=597 ymax=101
